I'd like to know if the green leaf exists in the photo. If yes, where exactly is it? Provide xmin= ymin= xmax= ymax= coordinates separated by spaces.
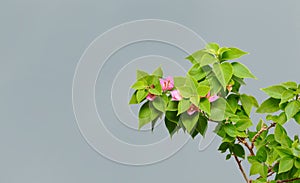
xmin=275 ymin=124 xmax=292 ymax=147
xmin=185 ymin=50 xmax=206 ymax=64
xmin=178 ymin=99 xmax=191 ymax=115
xmin=199 ymin=53 xmax=218 ymax=66
xmin=235 ymin=118 xmax=253 ymax=131
xmin=173 ymin=76 xmax=186 ymax=88
xmin=233 ymin=144 xmax=245 ymax=158
xmin=147 ymin=77 xmax=163 ymax=95
xmin=221 ymin=62 xmax=233 ymax=85
xmin=149 ymin=103 xmax=163 ymax=121
xmin=292 ymin=143 xmax=300 ymax=157
xmin=205 ymin=42 xmax=219 ymax=52
xmin=295 ymin=159 xmax=300 ymax=169
xmin=164 ymin=117 xmax=178 ymax=136
xmin=138 ymin=102 xmax=152 ymax=129
xmin=232 ymin=62 xmax=256 ymax=79
xmin=248 ymin=156 xmax=259 ymax=164
xmin=136 ymin=89 xmax=148 ymax=103
xmin=279 ymin=157 xmax=294 ymax=174
xmin=185 ymin=55 xmax=197 ymax=64
xmin=181 ymin=112 xmax=199 ymax=133
xmin=165 ymin=111 xmax=179 ymax=123
xmin=236 ymin=131 xmax=247 ymax=138
xmin=253 ymin=178 xmax=268 ymax=183
xmin=240 ymin=94 xmax=254 ymax=116
xmin=281 ymin=81 xmax=298 ymax=89
xmin=131 ymin=80 xmax=147 ymax=90
xmin=266 ymin=148 xmax=279 ymax=165
xmin=256 ymin=119 xmax=266 ymax=131
xmin=285 ymin=100 xmax=300 ymax=120
xmin=188 ymin=63 xmax=206 ymax=81
xmin=129 ymin=91 xmax=138 ymax=104
xmin=218 ymin=142 xmax=230 ymax=153
xmin=281 ymin=90 xmax=295 ymax=104
xmin=218 ymin=47 xmax=230 ymax=56
xmin=275 ymin=147 xmax=293 ymax=158
xmin=226 ymin=154 xmax=232 ymax=160
xmin=249 ymin=95 xmax=259 ymax=108
xmin=148 ymin=88 xmax=162 ymax=95
xmin=211 ymin=63 xmax=224 ymax=89
xmin=190 ymin=96 xmax=200 ymax=107
xmin=210 ymin=98 xmax=234 ymax=121
xmin=232 ymin=75 xmax=246 ymax=85
xmin=279 ymin=112 xmax=287 ymax=125
xmin=210 ymin=98 xmax=227 ymax=121
xmin=261 ymin=85 xmax=287 ymax=99
xmin=152 ymin=67 xmax=163 ymax=77
xmin=152 ymin=96 xmax=166 ymax=112
xmin=199 ymin=98 xmax=211 ymax=115
xmin=197 ymin=116 xmax=208 ymax=136
xmin=224 ymin=123 xmax=237 ymax=137
xmin=190 ymin=128 xmax=199 ymax=139
xmin=256 ymin=146 xmax=268 ymax=162
xmin=207 ymin=74 xmax=222 ymax=95
xmin=226 ymin=94 xmax=239 ymax=113
xmin=294 ymin=112 xmax=300 ymax=125
xmin=177 ymin=86 xmax=193 ymax=98
xmin=221 ymin=47 xmax=249 ymax=61
xmin=250 ymin=162 xmax=268 ymax=178
xmin=136 ymin=70 xmax=148 ymax=80
xmin=151 ymin=115 xmax=160 ymax=131
xmin=197 ymin=85 xmax=210 ymax=97
xmin=256 ymin=98 xmax=281 ymax=113
xmin=166 ymin=101 xmax=178 ymax=111
xmin=185 ymin=76 xmax=198 ymax=94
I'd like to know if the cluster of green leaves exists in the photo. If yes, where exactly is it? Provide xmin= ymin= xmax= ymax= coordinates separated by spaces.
xmin=216 ymin=82 xmax=300 ymax=183
xmin=129 ymin=42 xmax=300 ymax=183
xmin=174 ymin=43 xmax=258 ymax=138
xmin=216 ymin=82 xmax=300 ymax=182
xmin=257 ymin=82 xmax=300 ymax=124
xmin=246 ymin=122 xmax=300 ymax=183
xmin=245 ymin=82 xmax=300 ymax=182
xmin=129 ymin=67 xmax=164 ymax=130
xmin=186 ymin=42 xmax=256 ymax=93
xmin=130 ymin=43 xmax=256 ymax=138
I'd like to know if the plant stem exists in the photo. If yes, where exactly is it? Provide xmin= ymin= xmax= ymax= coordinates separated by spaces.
xmin=233 ymin=155 xmax=250 ymax=183
xmin=237 ymin=137 xmax=255 ymax=156
xmin=277 ymin=178 xmax=300 ymax=183
xmin=251 ymin=123 xmax=276 ymax=149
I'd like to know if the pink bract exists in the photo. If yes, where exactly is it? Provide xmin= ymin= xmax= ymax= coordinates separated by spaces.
xmin=170 ymin=90 xmax=182 ymax=101
xmin=160 ymin=76 xmax=174 ymax=91
xmin=146 ymin=93 xmax=156 ymax=101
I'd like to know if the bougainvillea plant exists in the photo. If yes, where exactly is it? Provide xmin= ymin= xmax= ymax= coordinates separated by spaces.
xmin=129 ymin=43 xmax=300 ymax=183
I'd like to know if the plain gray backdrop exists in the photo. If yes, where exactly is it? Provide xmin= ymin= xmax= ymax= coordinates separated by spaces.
xmin=1 ymin=0 xmax=300 ymax=183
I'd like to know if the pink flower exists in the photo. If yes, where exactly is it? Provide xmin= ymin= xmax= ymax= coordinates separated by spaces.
xmin=187 ymin=104 xmax=200 ymax=115
xmin=170 ymin=90 xmax=182 ymax=101
xmin=146 ymin=93 xmax=156 ymax=101
xmin=160 ymin=76 xmax=174 ymax=91
xmin=206 ymin=92 xmax=219 ymax=102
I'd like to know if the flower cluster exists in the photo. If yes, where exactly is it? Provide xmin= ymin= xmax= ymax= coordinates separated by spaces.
xmin=146 ymin=75 xmax=220 ymax=116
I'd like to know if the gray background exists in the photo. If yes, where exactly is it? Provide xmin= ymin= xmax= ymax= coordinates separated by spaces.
xmin=1 ymin=0 xmax=300 ymax=182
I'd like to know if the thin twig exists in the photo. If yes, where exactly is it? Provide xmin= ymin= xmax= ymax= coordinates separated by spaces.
xmin=267 ymin=171 xmax=275 ymax=178
xmin=277 ymin=178 xmax=300 ymax=183
xmin=233 ymin=155 xmax=250 ymax=183
xmin=251 ymin=123 xmax=276 ymax=149
xmin=237 ymin=137 xmax=255 ymax=156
